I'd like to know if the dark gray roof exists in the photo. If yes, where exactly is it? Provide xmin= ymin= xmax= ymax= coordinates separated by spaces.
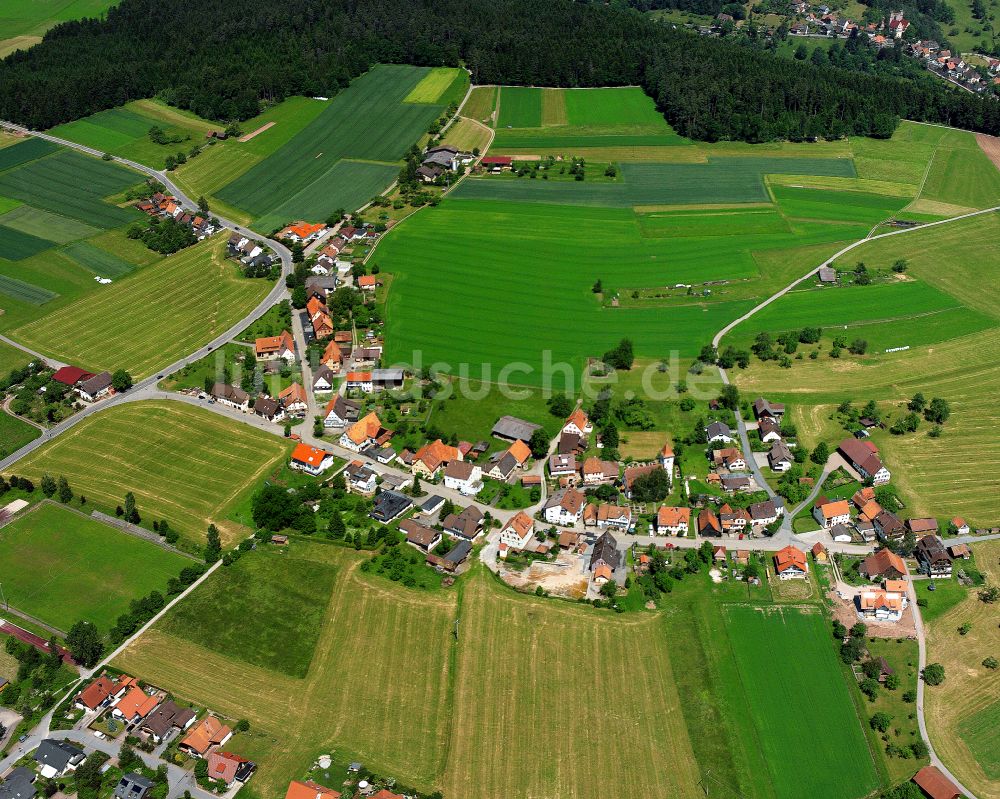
xmin=253 ymin=396 xmax=281 ymax=417
xmin=371 ymin=368 xmax=404 ymax=383
xmin=749 ymin=500 xmax=777 ymax=520
xmin=443 ymin=539 xmax=472 ymax=564
xmin=492 ymin=415 xmax=541 ymax=441
xmin=706 ymin=421 xmax=731 ymax=439
xmin=370 ymin=490 xmax=411 ymax=522
xmin=114 ymin=774 xmax=154 ymax=799
xmin=34 ymin=740 xmax=84 ymax=773
xmin=590 ymin=531 xmax=620 ymax=571
xmin=79 ymin=371 xmax=112 ymax=395
xmin=0 ymin=768 xmax=36 ymax=799
xmin=420 ymin=495 xmax=445 ymax=514
xmin=141 ymin=700 xmax=195 ymax=738
xmin=491 ymin=452 xmax=517 ymax=476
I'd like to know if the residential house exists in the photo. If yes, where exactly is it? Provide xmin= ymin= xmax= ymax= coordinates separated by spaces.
xmin=487 ymin=451 xmax=518 ymax=481
xmin=339 ymin=412 xmax=387 ymax=451
xmin=324 ymin=396 xmax=361 ymax=428
xmin=719 ymin=503 xmax=751 ymax=535
xmin=344 ymin=371 xmax=373 ymax=392
xmin=698 ymin=508 xmax=722 ymax=537
xmin=562 ymin=408 xmax=592 ymax=437
xmin=581 ymin=457 xmax=618 ymax=486
xmin=774 ymin=546 xmax=808 ymax=580
xmin=278 ymin=382 xmax=308 ymax=416
xmin=141 ymin=700 xmax=196 ymax=743
xmin=312 ymin=365 xmax=337 ymax=392
xmin=179 ymin=716 xmax=232 ymax=757
xmin=112 ymin=687 xmax=160 ymax=725
xmin=34 ymin=741 xmax=85 ymax=779
xmin=874 ymin=509 xmax=905 ymax=542
xmin=705 ymin=421 xmax=734 ymax=444
xmin=0 ymin=768 xmax=36 ymax=799
xmin=253 ymin=396 xmax=284 ymax=422
xmin=343 ymin=460 xmax=377 ymax=494
xmin=400 ymin=519 xmax=441 ymax=552
xmin=113 ymin=774 xmax=154 ymax=799
xmin=713 ymin=447 xmax=747 ymax=471
xmin=290 ymin=443 xmax=335 ymax=476
xmin=548 ymin=453 xmax=577 ymax=478
xmin=758 ymin=417 xmax=782 ymax=443
xmin=590 ymin=531 xmax=621 ymax=581
xmin=75 ymin=674 xmax=132 ymax=711
xmin=370 ymin=490 xmax=412 ymax=523
xmin=558 ymin=432 xmax=584 ymax=455
xmin=858 ymin=589 xmax=905 ymax=622
xmin=506 ymin=439 xmax=532 ymax=469
xmin=413 ymin=439 xmax=462 ymax=477
xmin=951 ymin=517 xmax=969 ymax=536
xmin=277 ymin=222 xmax=326 ymax=243
xmin=713 ymin=545 xmax=728 ymax=563
xmin=912 ymin=765 xmax=961 ymax=799
xmin=491 ymin=415 xmax=541 ymax=443
xmin=859 ymin=548 xmax=907 ymax=581
xmin=205 ymin=752 xmax=256 ymax=787
xmin=357 ymin=275 xmax=378 ymax=291
xmin=592 ymin=504 xmax=632 ymax=532
xmin=915 ymin=535 xmax=952 ymax=578
xmin=210 ymin=382 xmax=249 ymax=411
xmin=285 ymin=781 xmax=341 ymax=799
xmin=77 ymin=371 xmax=113 ymax=403
xmin=854 ymin=517 xmax=877 ymax=542
xmin=442 ymin=505 xmax=484 ymax=539
xmin=371 ymin=446 xmax=395 ymax=465
xmin=321 ymin=340 xmax=344 ymax=372
xmin=851 ymin=486 xmax=876 ymax=511
xmin=443 ymin=460 xmax=483 ymax=496
xmin=767 ymin=441 xmax=794 ymax=472
xmin=499 ymin=511 xmax=535 ymax=551
xmin=749 ymin=499 xmax=780 ymax=528
xmin=543 ymin=487 xmax=586 ymax=526
xmin=654 ymin=506 xmax=690 ymax=536
xmin=812 ymin=542 xmax=829 ymax=563
xmin=838 ymin=438 xmax=891 ymax=484
xmin=720 ymin=474 xmax=752 ymax=493
xmin=752 ymin=397 xmax=785 ymax=421
xmin=813 ymin=498 xmax=851 ymax=528
xmin=255 ymin=331 xmax=296 ymax=361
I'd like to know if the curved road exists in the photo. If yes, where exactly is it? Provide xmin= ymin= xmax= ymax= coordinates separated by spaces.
xmin=708 ymin=202 xmax=998 ymax=797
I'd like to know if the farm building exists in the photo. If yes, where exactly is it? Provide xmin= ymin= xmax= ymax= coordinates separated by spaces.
xmin=492 ymin=415 xmax=541 ymax=442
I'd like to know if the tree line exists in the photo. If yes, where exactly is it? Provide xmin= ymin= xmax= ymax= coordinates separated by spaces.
xmin=1 ymin=0 xmax=999 ymax=140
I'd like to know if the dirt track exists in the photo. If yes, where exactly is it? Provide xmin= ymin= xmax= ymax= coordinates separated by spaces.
xmin=238 ymin=121 xmax=275 ymax=142
xmin=975 ymin=132 xmax=1000 ymax=171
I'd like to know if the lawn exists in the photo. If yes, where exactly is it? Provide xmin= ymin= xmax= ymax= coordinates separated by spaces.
xmin=159 ymin=548 xmax=338 ymax=677
xmin=218 ymin=65 xmax=444 ymax=227
xmin=918 ymin=127 xmax=1000 ymax=211
xmin=14 ymin=400 xmax=291 ymax=548
xmin=722 ymin=604 xmax=880 ymax=799
xmin=924 ymin=541 xmax=1000 ymax=799
xmin=0 ymin=338 xmax=32 ymax=373
xmin=0 ymin=409 xmax=40 ymax=456
xmin=12 ymin=236 xmax=270 ymax=377
xmin=0 ymin=501 xmax=191 ymax=632
xmin=48 ymin=99 xmax=217 ymax=168
xmin=0 ymin=0 xmax=116 ymax=56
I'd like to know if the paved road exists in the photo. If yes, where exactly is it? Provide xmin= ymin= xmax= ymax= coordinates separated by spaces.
xmin=0 ymin=334 xmax=66 ymax=369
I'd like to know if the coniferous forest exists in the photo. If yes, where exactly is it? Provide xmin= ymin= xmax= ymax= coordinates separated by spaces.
xmin=1 ymin=0 xmax=999 ymax=141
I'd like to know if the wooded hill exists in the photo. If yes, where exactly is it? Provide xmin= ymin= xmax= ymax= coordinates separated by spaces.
xmin=1 ymin=0 xmax=999 ymax=141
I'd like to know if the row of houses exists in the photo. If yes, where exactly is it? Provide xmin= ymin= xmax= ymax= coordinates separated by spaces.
xmin=812 ymin=485 xmax=935 ymax=544
xmin=694 ymin=499 xmax=784 ymax=538
xmin=227 ymin=233 xmax=277 ymax=272
xmin=909 ymin=39 xmax=1000 ymax=94
xmin=134 ymin=192 xmax=218 ymax=240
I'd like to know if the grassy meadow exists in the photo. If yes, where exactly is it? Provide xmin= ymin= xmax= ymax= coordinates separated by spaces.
xmin=924 ymin=541 xmax=1000 ymax=798
xmin=14 ymin=401 xmax=291 ymax=548
xmin=0 ymin=0 xmax=115 ymax=56
xmin=12 ymin=237 xmax=270 ymax=377
xmin=0 ymin=501 xmax=191 ymax=632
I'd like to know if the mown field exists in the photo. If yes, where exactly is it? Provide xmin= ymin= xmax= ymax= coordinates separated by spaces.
xmin=112 ymin=545 xmax=880 ymax=799
xmin=0 ymin=0 xmax=115 ymax=56
xmin=12 ymin=237 xmax=269 ymax=377
xmin=0 ymin=409 xmax=40 ymax=457
xmin=217 ymin=65 xmax=455 ymax=230
xmin=49 ymin=99 xmax=217 ymax=168
xmin=14 ymin=401 xmax=291 ymax=548
xmin=924 ymin=541 xmax=1000 ymax=799
xmin=0 ymin=501 xmax=191 ymax=632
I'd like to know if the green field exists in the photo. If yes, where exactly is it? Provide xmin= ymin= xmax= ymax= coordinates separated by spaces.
xmin=0 ymin=204 xmax=100 ymax=242
xmin=0 ymin=338 xmax=32 ymax=373
xmin=0 ymin=0 xmax=116 ymax=56
xmin=0 ymin=501 xmax=191 ymax=632
xmin=722 ymin=604 xmax=879 ymax=798
xmin=160 ymin=550 xmax=338 ymax=677
xmin=496 ymin=87 xmax=542 ymax=128
xmin=0 ymin=408 xmax=40 ymax=456
xmin=461 ymin=86 xmax=497 ymax=123
xmin=49 ymin=99 xmax=217 ymax=169
xmin=456 ymin=157 xmax=856 ymax=207
xmin=0 ymin=225 xmax=53 ymax=260
xmin=12 ymin=237 xmax=269 ymax=377
xmin=15 ymin=401 xmax=291 ymax=548
xmin=404 ymin=67 xmax=468 ymax=105
xmin=0 ymin=274 xmax=58 ymax=304
xmin=60 ymin=240 xmax=138 ymax=278
xmin=218 ymin=65 xmax=445 ymax=228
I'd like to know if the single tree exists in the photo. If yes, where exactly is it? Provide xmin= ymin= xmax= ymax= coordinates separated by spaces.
xmin=811 ymin=441 xmax=830 ymax=464
xmin=528 ymin=428 xmax=551 ymax=459
xmin=870 ymin=711 xmax=892 ymax=732
xmin=197 ymin=195 xmax=209 ymax=215
xmin=40 ymin=473 xmax=57 ymax=497
xmin=57 ymin=476 xmax=73 ymax=504
xmin=922 ymin=662 xmax=945 ymax=685
xmin=66 ymin=620 xmax=104 ymax=667
xmin=205 ymin=523 xmax=222 ymax=563
xmin=328 ymin=511 xmax=346 ymax=539
xmin=907 ymin=392 xmax=926 ymax=412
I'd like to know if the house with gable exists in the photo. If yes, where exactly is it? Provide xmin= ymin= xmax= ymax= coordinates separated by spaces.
xmin=339 ymin=412 xmax=387 ymax=451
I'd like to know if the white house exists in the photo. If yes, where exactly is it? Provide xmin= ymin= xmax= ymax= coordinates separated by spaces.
xmin=593 ymin=504 xmax=632 ymax=532
xmin=443 ymin=460 xmax=483 ymax=496
xmin=858 ymin=588 xmax=905 ymax=621
xmin=774 ymin=546 xmax=808 ymax=580
xmin=339 ymin=412 xmax=383 ymax=451
xmin=705 ymin=421 xmax=734 ymax=444
xmin=324 ymin=396 xmax=360 ymax=428
xmin=654 ymin=506 xmax=690 ymax=536
xmin=345 ymin=371 xmax=373 ymax=393
xmin=290 ymin=443 xmax=335 ymax=476
xmin=499 ymin=512 xmax=535 ymax=551
xmin=813 ymin=499 xmax=851 ymax=528
xmin=543 ymin=487 xmax=585 ymax=526
xmin=562 ymin=408 xmax=592 ymax=437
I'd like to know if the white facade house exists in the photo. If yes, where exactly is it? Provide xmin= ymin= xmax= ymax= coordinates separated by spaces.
xmin=499 ymin=512 xmax=535 ymax=551
xmin=443 ymin=461 xmax=483 ymax=496
xmin=543 ymin=488 xmax=585 ymax=526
